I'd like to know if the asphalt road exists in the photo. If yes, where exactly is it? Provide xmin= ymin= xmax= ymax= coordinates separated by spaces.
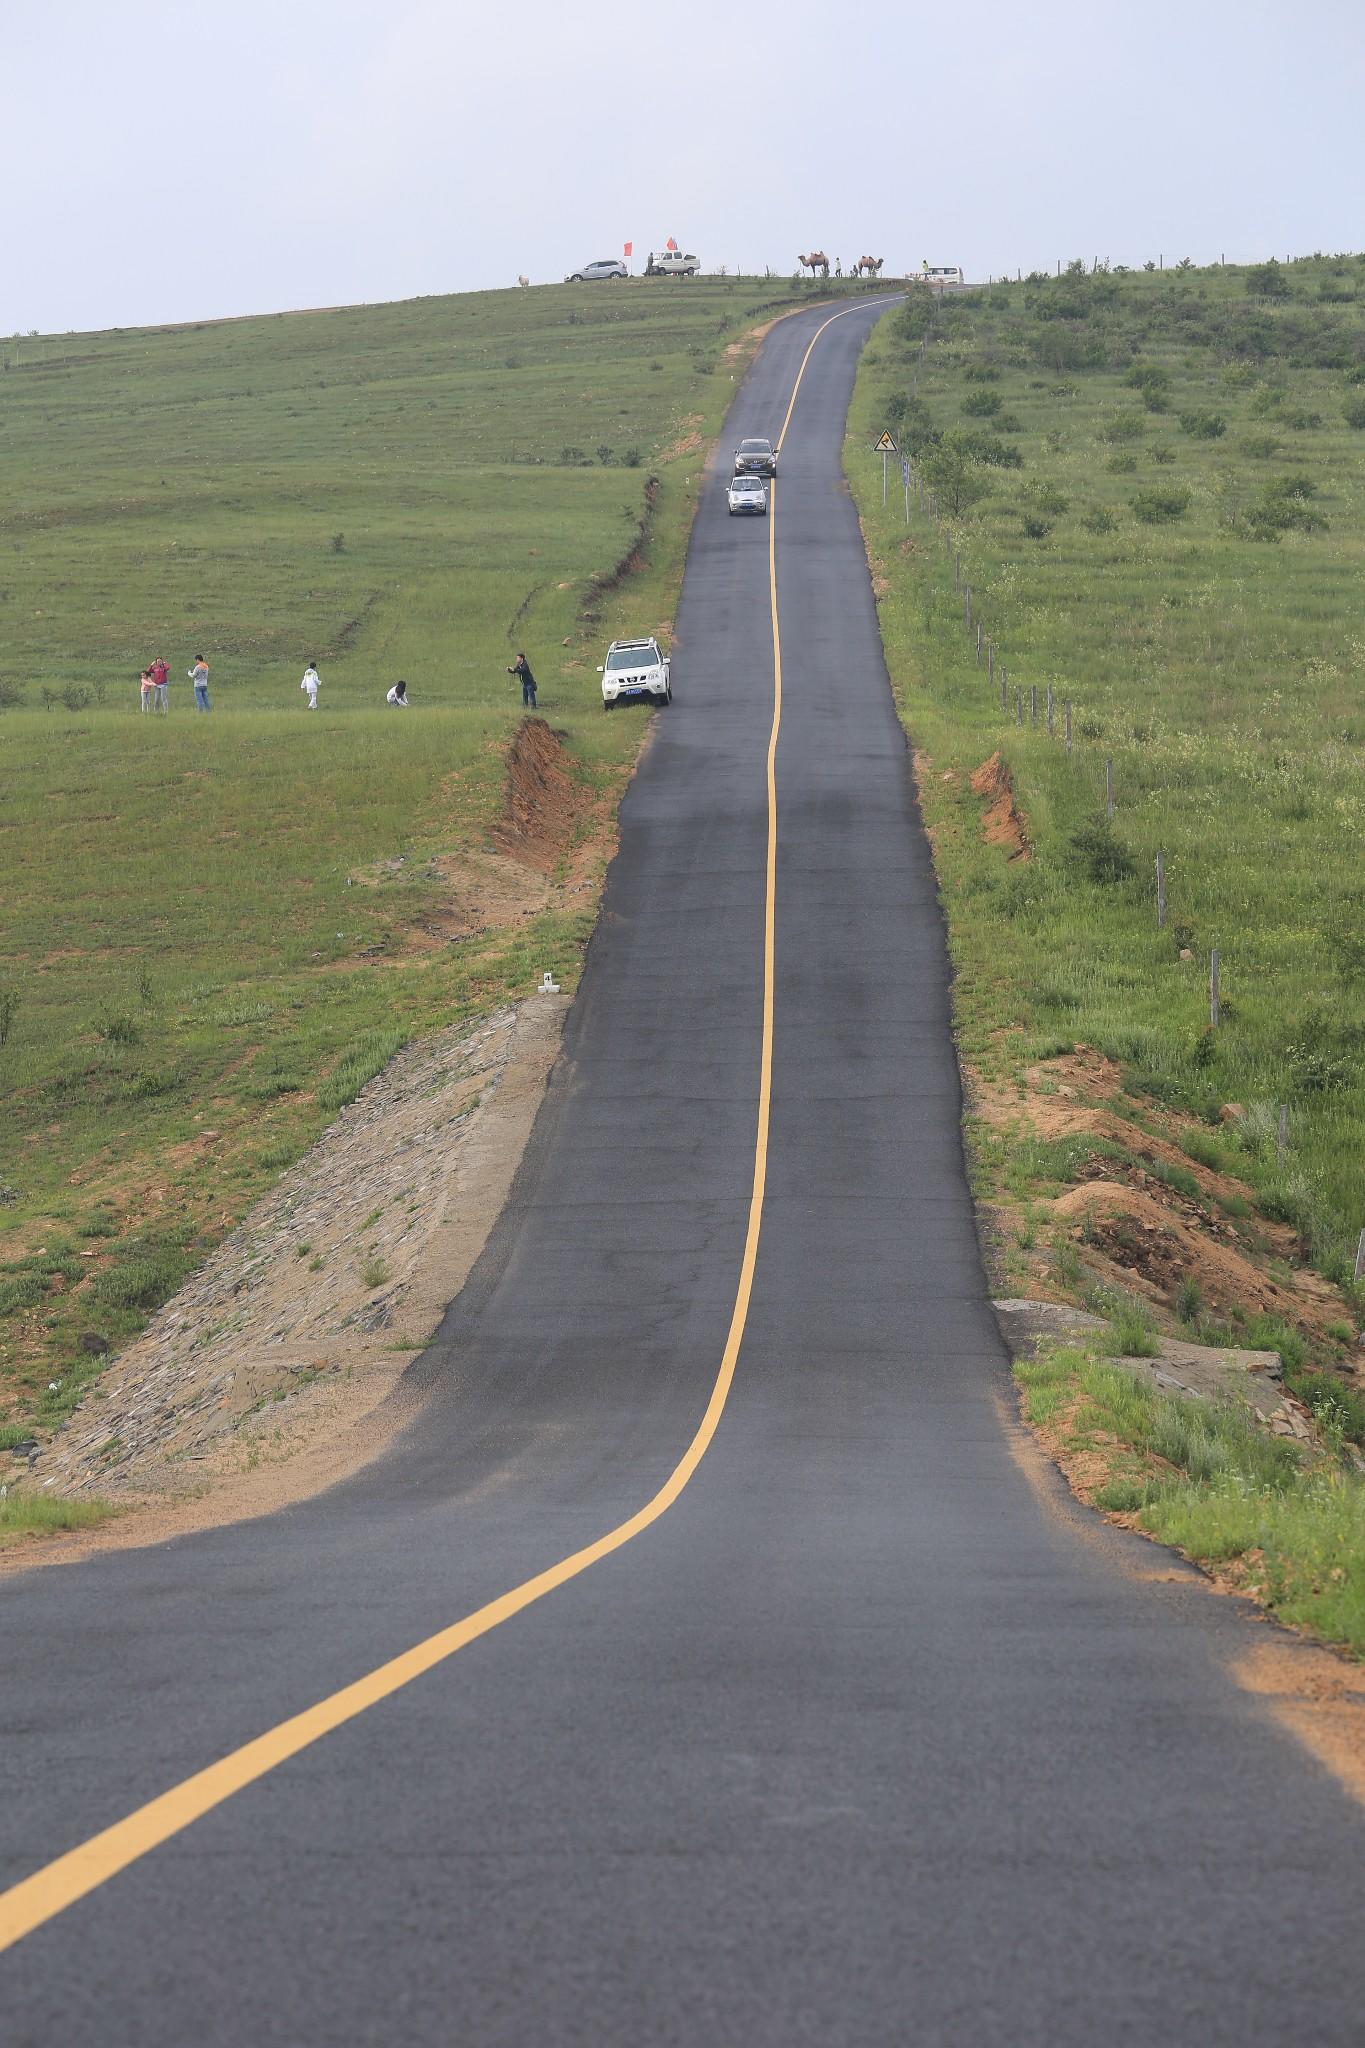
xmin=3 ymin=298 xmax=1364 ymax=2045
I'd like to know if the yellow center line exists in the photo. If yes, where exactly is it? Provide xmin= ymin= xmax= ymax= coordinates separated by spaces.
xmin=0 ymin=292 xmax=895 ymax=1957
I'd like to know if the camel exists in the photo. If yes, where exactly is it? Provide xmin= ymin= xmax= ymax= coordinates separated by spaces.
xmin=853 ymin=255 xmax=884 ymax=277
xmin=798 ymin=251 xmax=830 ymax=278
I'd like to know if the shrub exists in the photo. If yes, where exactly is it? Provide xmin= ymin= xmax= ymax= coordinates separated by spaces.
xmin=1239 ymin=433 xmax=1281 ymax=458
xmin=962 ymin=389 xmax=1002 ymax=417
xmin=1343 ymin=398 xmax=1365 ymax=430
xmin=1021 ymin=515 xmax=1053 ymax=540
xmin=1069 ymin=821 xmax=1137 ymax=884
xmin=1106 ymin=452 xmax=1138 ymax=474
xmin=1104 ymin=1300 xmax=1161 ymax=1357
xmin=1247 ymin=475 xmax=1327 ymax=540
xmin=996 ymin=412 xmax=1024 ymax=432
xmin=1100 ymin=410 xmax=1145 ymax=443
xmin=0 ymin=680 xmax=25 ymax=708
xmin=1125 ymin=362 xmax=1170 ymax=395
xmin=1246 ymin=260 xmax=1289 ymax=298
xmin=1148 ymin=445 xmax=1176 ymax=465
xmin=96 ymin=1012 xmax=141 ymax=1046
xmin=61 ymin=684 xmax=93 ymax=711
xmin=1132 ymin=486 xmax=1192 ymax=523
xmin=956 ymin=430 xmax=1023 ymax=469
xmin=1081 ymin=506 xmax=1118 ymax=534
xmin=1178 ymin=409 xmax=1227 ymax=439
xmin=963 ymin=364 xmax=1000 ymax=382
xmin=1026 ymin=481 xmax=1070 ymax=516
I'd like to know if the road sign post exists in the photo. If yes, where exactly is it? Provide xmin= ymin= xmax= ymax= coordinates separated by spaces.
xmin=874 ymin=430 xmax=897 ymax=506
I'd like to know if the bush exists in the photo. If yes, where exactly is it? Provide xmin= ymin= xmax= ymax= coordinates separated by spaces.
xmin=1179 ymin=409 xmax=1227 ymax=439
xmin=0 ymin=680 xmax=25 ymax=708
xmin=1026 ymin=481 xmax=1070 ymax=516
xmin=1247 ymin=475 xmax=1327 ymax=540
xmin=1081 ymin=506 xmax=1118 ymax=534
xmin=1100 ymin=410 xmax=1145 ymax=443
xmin=1069 ymin=821 xmax=1137 ymax=884
xmin=1132 ymin=486 xmax=1192 ymax=523
xmin=1148 ymin=445 xmax=1176 ymax=465
xmin=1106 ymin=452 xmax=1138 ymax=474
xmin=956 ymin=430 xmax=1023 ymax=469
xmin=1125 ymin=362 xmax=1170 ymax=395
xmin=1246 ymin=260 xmax=1289 ymax=298
xmin=96 ymin=1012 xmax=141 ymax=1046
xmin=61 ymin=684 xmax=93 ymax=711
xmin=1021 ymin=515 xmax=1053 ymax=540
xmin=1239 ymin=433 xmax=1281 ymax=458
xmin=1343 ymin=398 xmax=1365 ymax=430
xmin=961 ymin=389 xmax=1002 ymax=417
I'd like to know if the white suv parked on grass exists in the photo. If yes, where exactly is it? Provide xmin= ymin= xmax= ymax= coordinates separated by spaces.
xmin=599 ymin=638 xmax=672 ymax=709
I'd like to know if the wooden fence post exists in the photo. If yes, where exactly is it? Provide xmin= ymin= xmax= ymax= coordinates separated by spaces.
xmin=1015 ymin=689 xmax=1023 ymax=727
xmin=975 ymin=623 xmax=982 ymax=664
xmin=999 ymin=666 xmax=1007 ymax=712
xmin=1030 ymin=684 xmax=1037 ymax=725
xmin=1046 ymin=683 xmax=1054 ymax=735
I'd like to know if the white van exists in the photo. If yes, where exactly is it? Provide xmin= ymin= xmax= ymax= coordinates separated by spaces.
xmin=921 ymin=265 xmax=965 ymax=288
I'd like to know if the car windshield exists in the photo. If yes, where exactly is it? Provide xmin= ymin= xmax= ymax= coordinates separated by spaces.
xmin=732 ymin=477 xmax=764 ymax=490
xmin=739 ymin=441 xmax=772 ymax=453
xmin=607 ymin=646 xmax=654 ymax=671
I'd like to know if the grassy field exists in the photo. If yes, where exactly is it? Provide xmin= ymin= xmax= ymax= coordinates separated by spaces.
xmin=849 ymin=257 xmax=1365 ymax=1326
xmin=0 ymin=274 xmax=844 ymax=1441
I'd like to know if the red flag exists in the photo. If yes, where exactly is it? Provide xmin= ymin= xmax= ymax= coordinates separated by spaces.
xmin=666 ymin=236 xmax=678 ymax=251
xmin=623 ymin=241 xmax=633 ymax=258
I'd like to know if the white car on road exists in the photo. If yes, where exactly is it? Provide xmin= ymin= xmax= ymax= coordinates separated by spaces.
xmin=727 ymin=474 xmax=769 ymax=516
xmin=599 ymin=638 xmax=672 ymax=709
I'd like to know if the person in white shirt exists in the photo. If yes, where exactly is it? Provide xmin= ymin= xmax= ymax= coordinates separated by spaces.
xmin=300 ymin=661 xmax=320 ymax=709
xmin=386 ymin=680 xmax=408 ymax=707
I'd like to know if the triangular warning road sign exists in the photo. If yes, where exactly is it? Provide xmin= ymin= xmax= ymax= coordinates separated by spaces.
xmin=874 ymin=430 xmax=898 ymax=452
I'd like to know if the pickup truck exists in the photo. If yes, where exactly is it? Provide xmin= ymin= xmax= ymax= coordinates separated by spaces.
xmin=644 ymin=251 xmax=699 ymax=277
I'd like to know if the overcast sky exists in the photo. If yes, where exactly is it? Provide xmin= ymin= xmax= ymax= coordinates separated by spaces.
xmin=4 ymin=0 xmax=1362 ymax=334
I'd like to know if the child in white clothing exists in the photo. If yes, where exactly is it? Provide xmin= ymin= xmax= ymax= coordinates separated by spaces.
xmin=301 ymin=662 xmax=320 ymax=709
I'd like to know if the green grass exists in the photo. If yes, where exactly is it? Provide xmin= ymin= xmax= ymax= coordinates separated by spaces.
xmin=0 ymin=272 xmax=854 ymax=1434
xmin=1017 ymin=1345 xmax=1365 ymax=1657
xmin=850 ymin=256 xmax=1365 ymax=1304
xmin=0 ymin=1492 xmax=116 ymax=1545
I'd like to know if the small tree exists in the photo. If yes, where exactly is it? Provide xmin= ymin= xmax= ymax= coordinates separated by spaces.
xmin=1246 ymin=260 xmax=1288 ymax=298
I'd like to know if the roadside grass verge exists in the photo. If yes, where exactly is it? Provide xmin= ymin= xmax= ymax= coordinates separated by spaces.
xmin=848 ymin=255 xmax=1365 ymax=1337
xmin=0 ymin=1492 xmax=116 ymax=1547
xmin=0 ymin=274 xmax=870 ymax=1437
xmin=1016 ymin=1346 xmax=1365 ymax=1657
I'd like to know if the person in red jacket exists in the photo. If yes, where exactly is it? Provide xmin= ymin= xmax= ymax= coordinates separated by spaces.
xmin=150 ymin=656 xmax=169 ymax=713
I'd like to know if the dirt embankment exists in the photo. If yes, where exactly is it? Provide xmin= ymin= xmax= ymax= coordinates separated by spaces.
xmin=4 ymin=723 xmax=610 ymax=1568
xmin=969 ymin=751 xmax=1029 ymax=861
